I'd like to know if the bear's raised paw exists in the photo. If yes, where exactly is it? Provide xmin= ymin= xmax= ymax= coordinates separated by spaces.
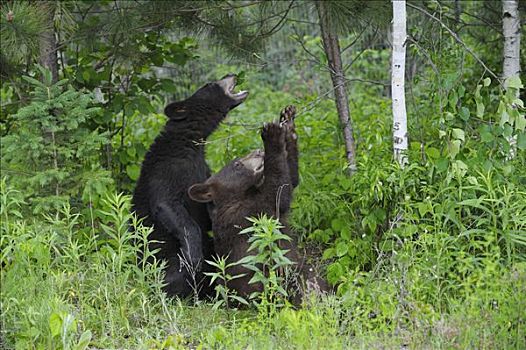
xmin=261 ymin=122 xmax=286 ymax=148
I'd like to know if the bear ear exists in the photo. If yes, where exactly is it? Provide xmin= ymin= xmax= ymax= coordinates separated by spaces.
xmin=164 ymin=102 xmax=188 ymax=120
xmin=188 ymin=183 xmax=214 ymax=203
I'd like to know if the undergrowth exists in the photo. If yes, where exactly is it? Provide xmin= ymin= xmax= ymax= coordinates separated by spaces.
xmin=1 ymin=63 xmax=525 ymax=349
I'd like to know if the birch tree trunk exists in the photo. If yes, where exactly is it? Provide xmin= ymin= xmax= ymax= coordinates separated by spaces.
xmin=391 ymin=0 xmax=408 ymax=167
xmin=502 ymin=0 xmax=521 ymax=158
xmin=502 ymin=0 xmax=521 ymax=86
xmin=315 ymin=2 xmax=357 ymax=174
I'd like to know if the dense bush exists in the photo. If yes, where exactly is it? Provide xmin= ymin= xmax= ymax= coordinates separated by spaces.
xmin=1 ymin=67 xmax=113 ymax=214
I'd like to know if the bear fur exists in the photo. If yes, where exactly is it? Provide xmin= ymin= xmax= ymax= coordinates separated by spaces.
xmin=188 ymin=106 xmax=328 ymax=302
xmin=132 ymin=74 xmax=248 ymax=298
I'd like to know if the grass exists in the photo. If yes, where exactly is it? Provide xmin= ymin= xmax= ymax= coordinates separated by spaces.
xmin=1 ymin=72 xmax=525 ymax=349
xmin=1 ymin=184 xmax=524 ymax=349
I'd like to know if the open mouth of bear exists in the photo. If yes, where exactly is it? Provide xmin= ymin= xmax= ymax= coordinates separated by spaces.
xmin=240 ymin=150 xmax=264 ymax=174
xmin=254 ymin=162 xmax=264 ymax=173
xmin=219 ymin=75 xmax=249 ymax=101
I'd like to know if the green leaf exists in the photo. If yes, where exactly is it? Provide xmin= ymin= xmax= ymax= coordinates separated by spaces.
xmin=448 ymin=140 xmax=461 ymax=159
xmin=483 ymin=77 xmax=491 ymax=87
xmin=417 ymin=202 xmax=431 ymax=217
xmin=327 ymin=262 xmax=344 ymax=285
xmin=336 ymin=241 xmax=348 ymax=257
xmin=457 ymin=85 xmax=465 ymax=97
xmin=476 ymin=100 xmax=485 ymax=118
xmin=459 ymin=107 xmax=470 ymax=121
xmin=452 ymin=128 xmax=465 ymax=142
xmin=506 ymin=76 xmax=523 ymax=89
xmin=160 ymin=79 xmax=177 ymax=93
xmin=448 ymin=90 xmax=458 ymax=109
xmin=331 ymin=218 xmax=345 ymax=232
xmin=426 ymin=147 xmax=440 ymax=159
xmin=22 ymin=75 xmax=46 ymax=88
xmin=435 ymin=158 xmax=449 ymax=172
xmin=503 ymin=164 xmax=513 ymax=176
xmin=515 ymin=113 xmax=526 ymax=132
xmin=499 ymin=110 xmax=510 ymax=127
xmin=480 ymin=125 xmax=494 ymax=143
xmin=517 ymin=133 xmax=526 ymax=150
xmin=230 ymin=295 xmax=249 ymax=305
xmin=466 ymin=176 xmax=478 ymax=185
xmin=126 ymin=164 xmax=140 ymax=181
xmin=151 ymin=53 xmax=164 ymax=66
xmin=322 ymin=248 xmax=335 ymax=260
xmin=235 ymin=255 xmax=254 ymax=265
xmin=49 ymin=312 xmax=62 ymax=338
xmin=74 ymin=330 xmax=92 ymax=350
xmin=339 ymin=177 xmax=352 ymax=190
xmin=126 ymin=147 xmax=136 ymax=157
xmin=82 ymin=70 xmax=90 ymax=82
xmin=340 ymin=227 xmax=352 ymax=240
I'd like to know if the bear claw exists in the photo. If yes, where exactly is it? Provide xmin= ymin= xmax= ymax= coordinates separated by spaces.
xmin=279 ymin=105 xmax=297 ymax=126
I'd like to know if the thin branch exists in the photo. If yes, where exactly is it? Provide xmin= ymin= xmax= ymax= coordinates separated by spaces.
xmin=345 ymin=77 xmax=389 ymax=87
xmin=407 ymin=35 xmax=444 ymax=114
xmin=291 ymin=27 xmax=320 ymax=63
xmin=341 ymin=26 xmax=368 ymax=54
xmin=286 ymin=18 xmax=319 ymax=25
xmin=343 ymin=46 xmax=368 ymax=73
xmin=407 ymin=2 xmax=501 ymax=84
xmin=256 ymin=0 xmax=295 ymax=38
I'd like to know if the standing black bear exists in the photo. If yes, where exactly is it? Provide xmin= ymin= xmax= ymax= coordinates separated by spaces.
xmin=132 ymin=74 xmax=248 ymax=298
xmin=188 ymin=106 xmax=328 ymax=302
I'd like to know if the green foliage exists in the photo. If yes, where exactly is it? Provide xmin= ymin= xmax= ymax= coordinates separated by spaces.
xmin=1 ymin=67 xmax=113 ymax=214
xmin=0 ymin=183 xmax=171 ymax=349
xmin=238 ymin=215 xmax=295 ymax=308
xmin=315 ymin=0 xmax=391 ymax=35
xmin=204 ymin=215 xmax=296 ymax=314
xmin=0 ymin=1 xmax=48 ymax=74
xmin=204 ymin=255 xmax=249 ymax=310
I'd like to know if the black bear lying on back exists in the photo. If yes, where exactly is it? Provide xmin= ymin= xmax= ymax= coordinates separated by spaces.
xmin=132 ymin=75 xmax=248 ymax=298
xmin=189 ymin=106 xmax=328 ymax=302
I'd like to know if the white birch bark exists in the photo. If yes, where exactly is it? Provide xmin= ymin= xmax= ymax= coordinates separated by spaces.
xmin=502 ymin=0 xmax=521 ymax=158
xmin=392 ymin=0 xmax=408 ymax=166
xmin=503 ymin=0 xmax=521 ymax=86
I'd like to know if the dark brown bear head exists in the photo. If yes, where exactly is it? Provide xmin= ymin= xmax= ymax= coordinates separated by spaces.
xmin=188 ymin=149 xmax=264 ymax=204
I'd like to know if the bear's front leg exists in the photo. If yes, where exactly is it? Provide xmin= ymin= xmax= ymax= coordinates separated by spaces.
xmin=260 ymin=122 xmax=292 ymax=215
xmin=279 ymin=105 xmax=299 ymax=189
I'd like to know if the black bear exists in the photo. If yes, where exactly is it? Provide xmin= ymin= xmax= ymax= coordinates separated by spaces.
xmin=132 ymin=74 xmax=248 ymax=298
xmin=188 ymin=106 xmax=327 ymax=302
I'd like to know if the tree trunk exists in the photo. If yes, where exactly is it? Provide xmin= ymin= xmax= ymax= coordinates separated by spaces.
xmin=39 ymin=1 xmax=58 ymax=83
xmin=502 ymin=0 xmax=521 ymax=158
xmin=391 ymin=0 xmax=408 ymax=167
xmin=39 ymin=1 xmax=59 ymax=196
xmin=503 ymin=0 xmax=521 ymax=86
xmin=315 ymin=2 xmax=357 ymax=174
